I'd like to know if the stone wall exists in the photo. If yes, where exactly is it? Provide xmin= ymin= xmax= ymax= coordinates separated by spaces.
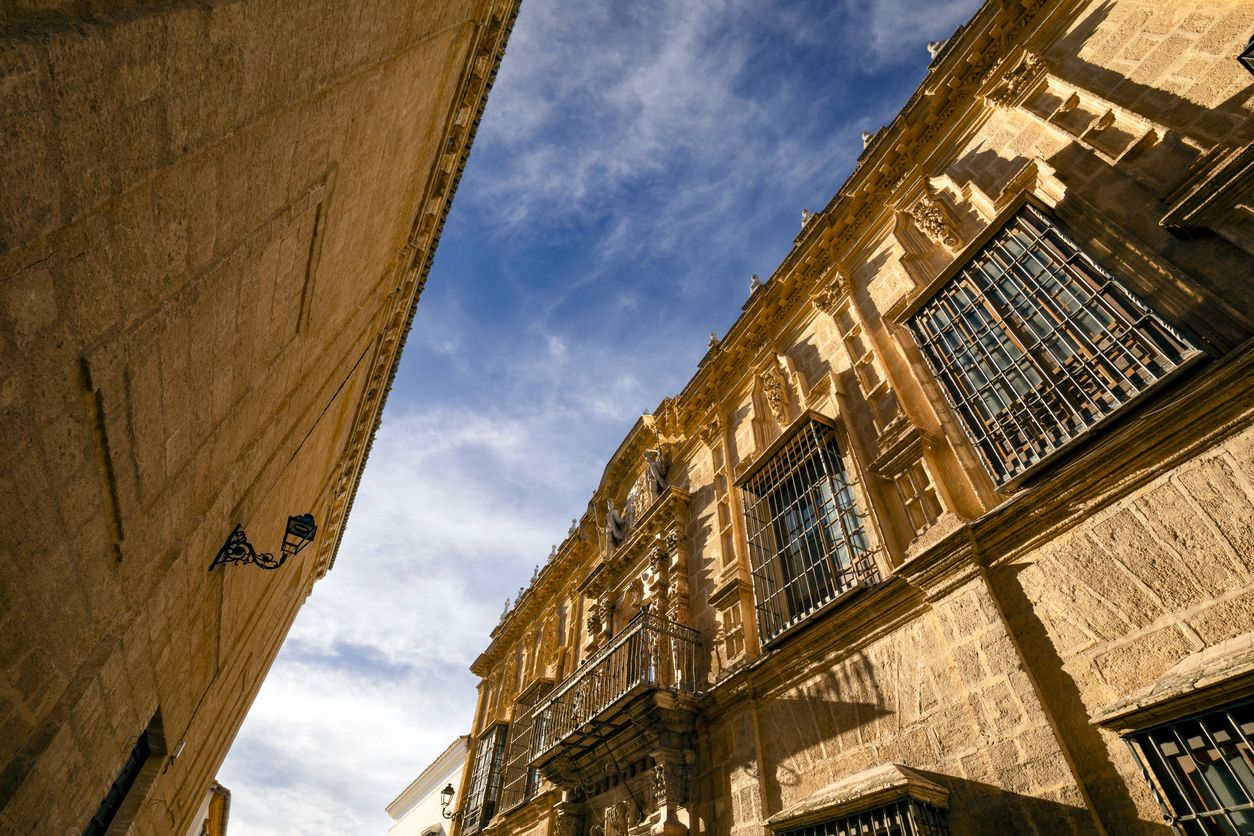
xmin=0 ymin=0 xmax=518 ymax=832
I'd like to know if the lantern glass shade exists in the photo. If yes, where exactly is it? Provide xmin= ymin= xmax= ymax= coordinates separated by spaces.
xmin=441 ymin=783 xmax=455 ymax=807
xmin=282 ymin=514 xmax=317 ymax=557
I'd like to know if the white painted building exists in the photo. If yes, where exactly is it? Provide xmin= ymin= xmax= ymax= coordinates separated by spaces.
xmin=386 ymin=737 xmax=468 ymax=836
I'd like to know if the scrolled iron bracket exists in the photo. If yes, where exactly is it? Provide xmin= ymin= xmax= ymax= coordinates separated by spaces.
xmin=209 ymin=514 xmax=317 ymax=571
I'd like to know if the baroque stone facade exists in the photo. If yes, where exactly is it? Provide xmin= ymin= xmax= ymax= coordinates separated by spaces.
xmin=0 ymin=1 xmax=518 ymax=833
xmin=450 ymin=1 xmax=1254 ymax=835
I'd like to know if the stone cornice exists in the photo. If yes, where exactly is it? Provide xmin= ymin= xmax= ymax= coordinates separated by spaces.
xmin=315 ymin=0 xmax=522 ymax=579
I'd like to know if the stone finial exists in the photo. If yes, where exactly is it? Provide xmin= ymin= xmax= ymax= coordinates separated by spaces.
xmin=568 ymin=518 xmax=578 ymax=535
xmin=927 ymin=40 xmax=946 ymax=59
xmin=749 ymin=274 xmax=763 ymax=293
xmin=861 ymin=131 xmax=875 ymax=149
xmin=708 ymin=331 xmax=720 ymax=349
xmin=801 ymin=208 xmax=814 ymax=227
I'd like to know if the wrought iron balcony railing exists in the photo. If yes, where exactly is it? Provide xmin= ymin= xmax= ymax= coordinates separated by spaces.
xmin=531 ymin=612 xmax=700 ymax=761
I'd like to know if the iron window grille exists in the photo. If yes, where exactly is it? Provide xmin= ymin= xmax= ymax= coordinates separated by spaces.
xmin=498 ymin=683 xmax=553 ymax=814
xmin=740 ymin=417 xmax=879 ymax=645
xmin=908 ymin=204 xmax=1200 ymax=487
xmin=1126 ymin=697 xmax=1254 ymax=835
xmin=462 ymin=724 xmax=510 ymax=834
xmin=777 ymin=798 xmax=950 ymax=836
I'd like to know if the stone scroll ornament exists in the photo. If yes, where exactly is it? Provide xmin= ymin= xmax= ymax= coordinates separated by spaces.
xmin=812 ymin=266 xmax=850 ymax=317
xmin=759 ymin=361 xmax=790 ymax=425
xmin=987 ymin=51 xmax=1041 ymax=108
xmin=909 ymin=194 xmax=960 ymax=249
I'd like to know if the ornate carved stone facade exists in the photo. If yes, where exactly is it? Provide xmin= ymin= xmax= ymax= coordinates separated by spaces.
xmin=0 ymin=2 xmax=519 ymax=833
xmin=453 ymin=2 xmax=1253 ymax=835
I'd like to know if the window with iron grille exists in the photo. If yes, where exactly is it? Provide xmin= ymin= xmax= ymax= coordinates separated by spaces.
xmin=740 ymin=417 xmax=879 ymax=644
xmin=462 ymin=724 xmax=510 ymax=834
xmin=907 ymin=204 xmax=1200 ymax=487
xmin=1126 ymin=697 xmax=1254 ymax=835
xmin=777 ymin=798 xmax=950 ymax=836
xmin=498 ymin=683 xmax=553 ymax=814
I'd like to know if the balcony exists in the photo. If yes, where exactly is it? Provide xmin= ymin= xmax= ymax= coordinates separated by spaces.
xmin=531 ymin=612 xmax=701 ymax=764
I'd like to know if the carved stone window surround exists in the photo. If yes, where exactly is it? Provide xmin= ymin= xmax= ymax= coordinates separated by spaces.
xmin=764 ymin=763 xmax=949 ymax=833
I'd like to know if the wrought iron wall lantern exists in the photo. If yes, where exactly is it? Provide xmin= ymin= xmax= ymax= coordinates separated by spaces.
xmin=440 ymin=783 xmax=459 ymax=820
xmin=209 ymin=514 xmax=317 ymax=571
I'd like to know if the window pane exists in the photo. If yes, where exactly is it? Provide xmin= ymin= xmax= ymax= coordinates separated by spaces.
xmin=909 ymin=206 xmax=1199 ymax=486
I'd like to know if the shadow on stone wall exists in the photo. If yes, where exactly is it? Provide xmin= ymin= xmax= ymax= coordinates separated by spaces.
xmin=985 ymin=562 xmax=1152 ymax=833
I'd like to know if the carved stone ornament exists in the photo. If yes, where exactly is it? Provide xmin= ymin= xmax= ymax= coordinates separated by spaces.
xmin=700 ymin=416 xmax=722 ymax=448
xmin=651 ymin=545 xmax=670 ymax=572
xmin=987 ymin=51 xmax=1041 ymax=108
xmin=554 ymin=807 xmax=583 ymax=836
xmin=909 ymin=194 xmax=960 ymax=250
xmin=652 ymin=761 xmax=689 ymax=809
xmin=759 ymin=362 xmax=790 ymax=425
xmin=665 ymin=528 xmax=681 ymax=551
xmin=604 ymin=799 xmax=638 ymax=836
xmin=813 ymin=268 xmax=849 ymax=316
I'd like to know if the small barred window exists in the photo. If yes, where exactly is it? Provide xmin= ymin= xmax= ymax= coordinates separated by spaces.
xmin=1126 ymin=698 xmax=1254 ymax=834
xmin=777 ymin=798 xmax=950 ymax=836
xmin=740 ymin=417 xmax=879 ymax=644
xmin=908 ymin=205 xmax=1200 ymax=486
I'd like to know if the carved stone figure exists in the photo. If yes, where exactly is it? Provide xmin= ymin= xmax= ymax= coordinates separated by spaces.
xmin=644 ymin=448 xmax=669 ymax=497
xmin=749 ymin=274 xmax=763 ymax=293
xmin=801 ymin=208 xmax=814 ymax=227
xmin=909 ymin=194 xmax=960 ymax=249
xmin=605 ymin=499 xmax=627 ymax=547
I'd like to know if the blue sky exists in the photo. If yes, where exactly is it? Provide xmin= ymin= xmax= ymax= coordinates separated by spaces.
xmin=218 ymin=0 xmax=982 ymax=831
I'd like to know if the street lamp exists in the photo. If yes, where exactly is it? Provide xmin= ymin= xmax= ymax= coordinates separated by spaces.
xmin=440 ymin=783 xmax=457 ymax=819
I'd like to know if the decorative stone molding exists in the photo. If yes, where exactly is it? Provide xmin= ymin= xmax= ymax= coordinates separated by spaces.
xmin=812 ymin=267 xmax=850 ymax=316
xmin=651 ymin=760 xmax=690 ymax=809
xmin=699 ymin=416 xmax=722 ymax=448
xmin=759 ymin=361 xmax=790 ymax=425
xmin=986 ymin=51 xmax=1042 ymax=108
xmin=908 ymin=193 xmax=961 ymax=250
xmin=763 ymin=764 xmax=948 ymax=831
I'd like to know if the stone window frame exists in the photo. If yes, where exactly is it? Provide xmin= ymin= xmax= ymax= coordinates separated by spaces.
xmin=764 ymin=763 xmax=951 ymax=836
xmin=901 ymin=201 xmax=1203 ymax=489
xmin=83 ymin=711 xmax=168 ymax=836
xmin=735 ymin=411 xmax=881 ymax=646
